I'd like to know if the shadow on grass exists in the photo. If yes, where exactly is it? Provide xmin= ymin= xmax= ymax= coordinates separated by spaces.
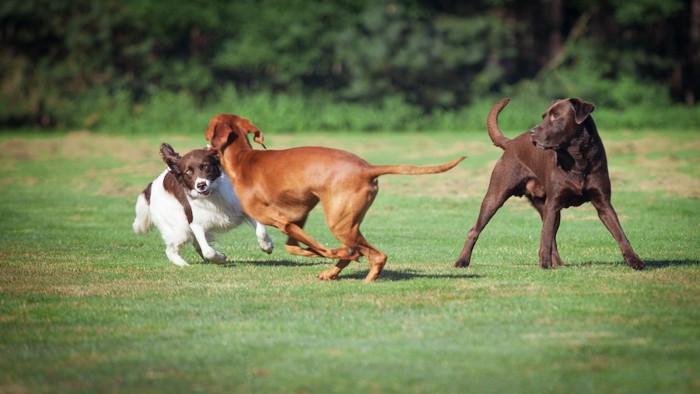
xmin=227 ymin=260 xmax=482 ymax=280
xmin=226 ymin=259 xmax=328 ymax=267
xmin=641 ymin=259 xmax=700 ymax=268
xmin=339 ymin=268 xmax=483 ymax=281
xmin=563 ymin=259 xmax=699 ymax=269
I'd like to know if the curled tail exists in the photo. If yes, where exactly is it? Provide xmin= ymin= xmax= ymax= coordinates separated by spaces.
xmin=487 ymin=98 xmax=511 ymax=150
xmin=132 ymin=186 xmax=153 ymax=235
xmin=368 ymin=156 xmax=465 ymax=177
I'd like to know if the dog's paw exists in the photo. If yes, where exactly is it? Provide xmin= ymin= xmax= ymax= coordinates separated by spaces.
xmin=317 ymin=269 xmax=340 ymax=281
xmin=454 ymin=259 xmax=470 ymax=268
xmin=625 ymin=254 xmax=645 ymax=270
xmin=259 ymin=238 xmax=274 ymax=254
xmin=208 ymin=252 xmax=227 ymax=264
xmin=552 ymin=255 xmax=565 ymax=267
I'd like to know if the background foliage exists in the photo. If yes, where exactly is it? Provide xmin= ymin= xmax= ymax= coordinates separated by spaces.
xmin=1 ymin=0 xmax=697 ymax=132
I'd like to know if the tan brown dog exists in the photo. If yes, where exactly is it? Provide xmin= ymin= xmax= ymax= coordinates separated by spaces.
xmin=455 ymin=98 xmax=644 ymax=270
xmin=206 ymin=114 xmax=465 ymax=282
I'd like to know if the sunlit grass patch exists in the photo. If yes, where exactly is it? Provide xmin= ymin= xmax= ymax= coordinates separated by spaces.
xmin=0 ymin=129 xmax=698 ymax=393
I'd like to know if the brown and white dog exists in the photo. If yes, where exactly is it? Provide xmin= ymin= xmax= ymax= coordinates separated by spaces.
xmin=132 ymin=143 xmax=273 ymax=266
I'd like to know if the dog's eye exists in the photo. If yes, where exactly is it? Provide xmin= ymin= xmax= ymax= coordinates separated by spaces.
xmin=201 ymin=164 xmax=209 ymax=171
xmin=185 ymin=169 xmax=193 ymax=175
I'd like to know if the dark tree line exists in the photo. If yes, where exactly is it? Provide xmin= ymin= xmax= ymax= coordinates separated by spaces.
xmin=0 ymin=0 xmax=696 ymax=128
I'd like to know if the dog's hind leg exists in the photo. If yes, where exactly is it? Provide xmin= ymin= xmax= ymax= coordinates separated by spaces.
xmin=321 ymin=222 xmax=387 ymax=282
xmin=332 ymin=231 xmax=386 ymax=282
xmin=590 ymin=195 xmax=645 ymax=270
xmin=323 ymin=194 xmax=386 ymax=282
xmin=315 ymin=237 xmax=387 ymax=282
xmin=455 ymin=161 xmax=519 ymax=268
xmin=276 ymin=220 xmax=360 ymax=260
xmin=356 ymin=237 xmax=386 ymax=282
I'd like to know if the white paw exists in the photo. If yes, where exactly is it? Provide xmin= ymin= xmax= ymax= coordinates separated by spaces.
xmin=166 ymin=250 xmax=190 ymax=267
xmin=259 ymin=237 xmax=274 ymax=254
xmin=208 ymin=252 xmax=227 ymax=264
xmin=170 ymin=259 xmax=190 ymax=267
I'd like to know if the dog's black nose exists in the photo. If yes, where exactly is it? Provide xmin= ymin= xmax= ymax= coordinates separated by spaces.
xmin=197 ymin=181 xmax=207 ymax=190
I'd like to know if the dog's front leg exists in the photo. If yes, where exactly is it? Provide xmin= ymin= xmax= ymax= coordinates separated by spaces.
xmin=190 ymin=224 xmax=226 ymax=264
xmin=530 ymin=199 xmax=564 ymax=267
xmin=551 ymin=211 xmax=564 ymax=267
xmin=590 ymin=196 xmax=645 ymax=270
xmin=539 ymin=206 xmax=561 ymax=269
xmin=244 ymin=216 xmax=274 ymax=254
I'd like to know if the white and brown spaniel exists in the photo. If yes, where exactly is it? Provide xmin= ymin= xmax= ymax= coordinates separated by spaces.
xmin=132 ymin=143 xmax=273 ymax=266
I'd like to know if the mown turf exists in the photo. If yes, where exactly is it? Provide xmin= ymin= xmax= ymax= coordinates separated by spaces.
xmin=0 ymin=129 xmax=698 ymax=393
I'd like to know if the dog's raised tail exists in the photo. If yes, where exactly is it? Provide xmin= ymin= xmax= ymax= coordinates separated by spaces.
xmin=132 ymin=185 xmax=153 ymax=235
xmin=369 ymin=156 xmax=465 ymax=177
xmin=487 ymin=98 xmax=511 ymax=150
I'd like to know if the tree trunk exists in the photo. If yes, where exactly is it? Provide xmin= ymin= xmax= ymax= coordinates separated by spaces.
xmin=688 ymin=0 xmax=699 ymax=105
xmin=549 ymin=0 xmax=563 ymax=62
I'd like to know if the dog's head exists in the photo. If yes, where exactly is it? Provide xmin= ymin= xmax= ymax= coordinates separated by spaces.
xmin=205 ymin=114 xmax=265 ymax=154
xmin=160 ymin=143 xmax=222 ymax=198
xmin=530 ymin=98 xmax=595 ymax=150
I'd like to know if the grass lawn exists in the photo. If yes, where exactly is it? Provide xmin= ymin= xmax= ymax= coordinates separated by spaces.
xmin=0 ymin=127 xmax=698 ymax=393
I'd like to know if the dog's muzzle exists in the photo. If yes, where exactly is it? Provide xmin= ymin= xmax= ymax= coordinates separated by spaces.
xmin=195 ymin=180 xmax=211 ymax=196
xmin=530 ymin=127 xmax=556 ymax=150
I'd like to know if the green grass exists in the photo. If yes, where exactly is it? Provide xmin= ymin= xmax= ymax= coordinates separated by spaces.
xmin=1 ymin=128 xmax=699 ymax=393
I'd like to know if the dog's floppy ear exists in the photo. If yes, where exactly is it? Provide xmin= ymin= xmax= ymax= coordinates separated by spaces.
xmin=234 ymin=116 xmax=265 ymax=148
xmin=205 ymin=116 xmax=238 ymax=151
xmin=159 ymin=143 xmax=182 ymax=175
xmin=252 ymin=128 xmax=265 ymax=147
xmin=569 ymin=98 xmax=595 ymax=124
xmin=205 ymin=114 xmax=265 ymax=150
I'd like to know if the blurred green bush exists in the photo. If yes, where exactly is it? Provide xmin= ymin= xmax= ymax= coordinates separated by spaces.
xmin=1 ymin=0 xmax=696 ymax=133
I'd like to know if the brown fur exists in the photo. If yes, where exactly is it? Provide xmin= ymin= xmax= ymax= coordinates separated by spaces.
xmin=206 ymin=114 xmax=465 ymax=282
xmin=455 ymin=98 xmax=644 ymax=270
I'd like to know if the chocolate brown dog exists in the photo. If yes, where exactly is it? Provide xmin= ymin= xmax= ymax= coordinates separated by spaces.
xmin=206 ymin=114 xmax=465 ymax=282
xmin=455 ymin=98 xmax=644 ymax=270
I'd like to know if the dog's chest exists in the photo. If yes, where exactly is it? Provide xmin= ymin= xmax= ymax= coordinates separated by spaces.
xmin=189 ymin=186 xmax=244 ymax=230
xmin=553 ymin=176 xmax=591 ymax=208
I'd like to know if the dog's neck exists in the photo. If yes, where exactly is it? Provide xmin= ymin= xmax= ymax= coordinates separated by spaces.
xmin=556 ymin=118 xmax=602 ymax=179
xmin=217 ymin=134 xmax=255 ymax=179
